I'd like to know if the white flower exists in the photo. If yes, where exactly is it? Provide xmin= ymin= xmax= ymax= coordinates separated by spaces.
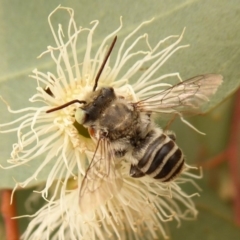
xmin=21 ymin=162 xmax=200 ymax=240
xmin=0 ymin=5 xmax=204 ymax=240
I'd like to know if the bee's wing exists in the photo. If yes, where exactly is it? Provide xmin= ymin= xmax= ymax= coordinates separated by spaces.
xmin=135 ymin=74 xmax=223 ymax=114
xmin=79 ymin=137 xmax=122 ymax=214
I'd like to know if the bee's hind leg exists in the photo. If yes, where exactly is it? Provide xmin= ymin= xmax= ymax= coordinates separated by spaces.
xmin=164 ymin=130 xmax=176 ymax=142
xmin=129 ymin=164 xmax=145 ymax=178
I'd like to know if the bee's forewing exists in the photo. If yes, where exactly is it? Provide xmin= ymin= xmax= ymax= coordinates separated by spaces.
xmin=135 ymin=74 xmax=223 ymax=114
xmin=79 ymin=139 xmax=122 ymax=215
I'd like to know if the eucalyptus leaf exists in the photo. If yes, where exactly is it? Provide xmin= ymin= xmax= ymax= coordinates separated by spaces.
xmin=168 ymin=179 xmax=240 ymax=240
xmin=1 ymin=1 xmax=240 ymax=239
xmin=0 ymin=0 xmax=239 ymax=186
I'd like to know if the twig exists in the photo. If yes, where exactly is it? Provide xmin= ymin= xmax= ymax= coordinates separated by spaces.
xmin=227 ymin=89 xmax=240 ymax=226
xmin=1 ymin=189 xmax=19 ymax=240
xmin=201 ymin=89 xmax=240 ymax=226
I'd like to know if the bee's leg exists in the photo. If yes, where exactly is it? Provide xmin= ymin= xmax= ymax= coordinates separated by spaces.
xmin=114 ymin=149 xmax=127 ymax=158
xmin=129 ymin=164 xmax=145 ymax=178
xmin=164 ymin=130 xmax=176 ymax=142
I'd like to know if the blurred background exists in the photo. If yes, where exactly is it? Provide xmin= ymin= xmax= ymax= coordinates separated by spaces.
xmin=0 ymin=0 xmax=240 ymax=239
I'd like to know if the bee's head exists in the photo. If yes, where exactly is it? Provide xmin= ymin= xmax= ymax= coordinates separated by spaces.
xmin=46 ymin=36 xmax=117 ymax=116
xmin=75 ymin=87 xmax=115 ymax=125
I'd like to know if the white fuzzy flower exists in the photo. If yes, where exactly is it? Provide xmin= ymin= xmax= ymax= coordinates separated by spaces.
xmin=0 ymin=5 xmax=210 ymax=240
xmin=20 ymin=162 xmax=200 ymax=240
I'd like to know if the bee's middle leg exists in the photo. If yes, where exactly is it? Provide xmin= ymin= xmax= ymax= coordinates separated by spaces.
xmin=129 ymin=164 xmax=145 ymax=178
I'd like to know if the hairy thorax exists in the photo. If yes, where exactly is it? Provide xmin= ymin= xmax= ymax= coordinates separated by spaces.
xmin=99 ymin=99 xmax=139 ymax=140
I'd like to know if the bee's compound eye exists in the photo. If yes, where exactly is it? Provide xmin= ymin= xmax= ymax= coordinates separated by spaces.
xmin=75 ymin=108 xmax=87 ymax=124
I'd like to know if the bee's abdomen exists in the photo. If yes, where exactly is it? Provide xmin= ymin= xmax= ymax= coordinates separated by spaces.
xmin=137 ymin=134 xmax=184 ymax=182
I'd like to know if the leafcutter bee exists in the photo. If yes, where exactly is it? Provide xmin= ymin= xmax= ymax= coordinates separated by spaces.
xmin=46 ymin=36 xmax=222 ymax=213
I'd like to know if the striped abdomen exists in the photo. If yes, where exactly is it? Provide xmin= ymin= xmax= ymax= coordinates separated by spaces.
xmin=137 ymin=134 xmax=184 ymax=182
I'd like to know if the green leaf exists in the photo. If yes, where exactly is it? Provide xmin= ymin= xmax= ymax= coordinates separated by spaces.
xmin=168 ymin=179 xmax=240 ymax=240
xmin=1 ymin=1 xmax=240 ymax=239
xmin=1 ymin=0 xmax=238 ymax=187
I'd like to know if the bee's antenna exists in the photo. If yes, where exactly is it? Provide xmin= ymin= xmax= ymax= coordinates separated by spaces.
xmin=46 ymin=100 xmax=86 ymax=113
xmin=92 ymin=36 xmax=117 ymax=92
xmin=46 ymin=37 xmax=117 ymax=114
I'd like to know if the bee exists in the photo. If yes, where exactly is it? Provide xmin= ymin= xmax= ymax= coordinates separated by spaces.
xmin=46 ymin=36 xmax=222 ymax=213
